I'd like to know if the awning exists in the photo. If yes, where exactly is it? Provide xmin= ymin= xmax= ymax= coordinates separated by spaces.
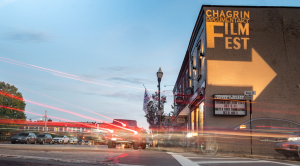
xmin=178 ymin=105 xmax=189 ymax=116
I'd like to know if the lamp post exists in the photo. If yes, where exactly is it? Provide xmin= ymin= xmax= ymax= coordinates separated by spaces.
xmin=157 ymin=67 xmax=163 ymax=130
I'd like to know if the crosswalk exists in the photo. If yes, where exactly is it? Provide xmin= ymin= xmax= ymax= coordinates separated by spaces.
xmin=167 ymin=152 xmax=300 ymax=166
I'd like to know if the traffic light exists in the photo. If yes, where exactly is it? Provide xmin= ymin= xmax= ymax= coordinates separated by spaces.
xmin=151 ymin=134 xmax=153 ymax=139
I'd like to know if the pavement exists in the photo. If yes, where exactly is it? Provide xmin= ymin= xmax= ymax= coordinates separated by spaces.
xmin=0 ymin=144 xmax=299 ymax=166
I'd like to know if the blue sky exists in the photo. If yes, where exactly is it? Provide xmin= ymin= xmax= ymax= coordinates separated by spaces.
xmin=0 ymin=0 xmax=299 ymax=129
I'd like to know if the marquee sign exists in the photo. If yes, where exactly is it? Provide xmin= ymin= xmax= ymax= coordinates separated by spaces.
xmin=213 ymin=95 xmax=247 ymax=116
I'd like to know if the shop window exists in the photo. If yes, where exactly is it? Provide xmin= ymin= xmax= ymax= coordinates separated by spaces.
xmin=196 ymin=108 xmax=199 ymax=131
xmin=191 ymin=111 xmax=194 ymax=131
xmin=199 ymin=103 xmax=204 ymax=131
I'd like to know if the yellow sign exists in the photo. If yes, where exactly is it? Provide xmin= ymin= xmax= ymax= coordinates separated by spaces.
xmin=207 ymin=48 xmax=277 ymax=101
xmin=206 ymin=10 xmax=250 ymax=49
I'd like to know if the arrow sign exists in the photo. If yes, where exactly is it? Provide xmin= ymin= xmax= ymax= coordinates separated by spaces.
xmin=207 ymin=48 xmax=277 ymax=101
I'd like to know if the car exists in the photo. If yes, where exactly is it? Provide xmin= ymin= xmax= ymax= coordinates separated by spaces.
xmin=11 ymin=132 xmax=36 ymax=144
xmin=36 ymin=134 xmax=53 ymax=145
xmin=79 ymin=140 xmax=85 ymax=145
xmin=107 ymin=119 xmax=147 ymax=150
xmin=84 ymin=140 xmax=92 ymax=145
xmin=69 ymin=137 xmax=78 ymax=144
xmin=274 ymin=132 xmax=300 ymax=159
xmin=84 ymin=135 xmax=107 ymax=145
xmin=52 ymin=135 xmax=69 ymax=144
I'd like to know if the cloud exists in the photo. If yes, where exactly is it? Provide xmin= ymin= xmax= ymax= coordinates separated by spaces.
xmin=81 ymin=91 xmax=142 ymax=102
xmin=98 ymin=66 xmax=130 ymax=72
xmin=109 ymin=77 xmax=155 ymax=85
xmin=4 ymin=31 xmax=50 ymax=43
xmin=0 ymin=0 xmax=15 ymax=8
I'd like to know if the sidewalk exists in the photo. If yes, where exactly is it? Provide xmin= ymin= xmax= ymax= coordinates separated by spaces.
xmin=146 ymin=147 xmax=288 ymax=161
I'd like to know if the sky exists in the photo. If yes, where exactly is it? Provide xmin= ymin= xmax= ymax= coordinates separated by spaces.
xmin=0 ymin=0 xmax=299 ymax=129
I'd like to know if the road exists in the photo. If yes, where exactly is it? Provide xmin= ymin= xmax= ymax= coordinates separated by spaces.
xmin=0 ymin=144 xmax=299 ymax=166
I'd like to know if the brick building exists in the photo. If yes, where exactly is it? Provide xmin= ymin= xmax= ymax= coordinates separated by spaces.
xmin=172 ymin=5 xmax=300 ymax=153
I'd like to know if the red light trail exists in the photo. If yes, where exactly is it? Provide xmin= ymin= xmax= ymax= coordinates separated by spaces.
xmin=18 ymin=86 xmax=127 ymax=127
xmin=0 ymin=105 xmax=112 ymax=131
xmin=0 ymin=90 xmax=137 ymax=134
xmin=0 ymin=57 xmax=155 ymax=91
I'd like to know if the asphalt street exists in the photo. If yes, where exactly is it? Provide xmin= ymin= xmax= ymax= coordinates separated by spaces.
xmin=0 ymin=144 xmax=299 ymax=166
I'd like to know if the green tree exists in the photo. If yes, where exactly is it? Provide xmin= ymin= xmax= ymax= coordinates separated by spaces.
xmin=0 ymin=82 xmax=26 ymax=119
xmin=144 ymin=92 xmax=167 ymax=128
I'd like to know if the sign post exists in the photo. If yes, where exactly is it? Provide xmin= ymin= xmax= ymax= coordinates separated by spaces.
xmin=244 ymin=91 xmax=256 ymax=155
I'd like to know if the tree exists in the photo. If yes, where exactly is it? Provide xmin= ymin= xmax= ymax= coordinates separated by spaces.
xmin=170 ymin=104 xmax=175 ymax=116
xmin=144 ymin=92 xmax=167 ymax=128
xmin=0 ymin=82 xmax=26 ymax=119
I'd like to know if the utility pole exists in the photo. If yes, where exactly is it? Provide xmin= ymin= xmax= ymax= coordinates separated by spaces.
xmin=244 ymin=91 xmax=255 ymax=155
xmin=45 ymin=111 xmax=47 ymax=132
xmin=250 ymin=99 xmax=253 ymax=155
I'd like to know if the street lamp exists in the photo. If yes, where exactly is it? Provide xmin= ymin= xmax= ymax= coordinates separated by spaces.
xmin=157 ymin=67 xmax=163 ymax=130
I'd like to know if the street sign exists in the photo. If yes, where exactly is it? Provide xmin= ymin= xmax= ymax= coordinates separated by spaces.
xmin=244 ymin=91 xmax=256 ymax=95
xmin=177 ymin=118 xmax=185 ymax=123
xmin=170 ymin=116 xmax=176 ymax=122
xmin=248 ymin=95 xmax=253 ymax=100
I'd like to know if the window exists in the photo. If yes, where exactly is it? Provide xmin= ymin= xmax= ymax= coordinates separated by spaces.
xmin=197 ymin=44 xmax=203 ymax=81
xmin=191 ymin=110 xmax=194 ymax=131
xmin=186 ymin=70 xmax=189 ymax=87
xmin=199 ymin=102 xmax=204 ymax=131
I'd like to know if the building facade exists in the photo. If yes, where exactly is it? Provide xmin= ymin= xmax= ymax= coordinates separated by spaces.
xmin=173 ymin=5 xmax=300 ymax=152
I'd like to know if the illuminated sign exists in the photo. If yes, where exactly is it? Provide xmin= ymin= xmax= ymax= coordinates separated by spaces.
xmin=206 ymin=10 xmax=250 ymax=49
xmin=213 ymin=95 xmax=247 ymax=116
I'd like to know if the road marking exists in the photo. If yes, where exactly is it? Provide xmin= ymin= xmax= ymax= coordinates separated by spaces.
xmin=262 ymin=161 xmax=300 ymax=166
xmin=188 ymin=157 xmax=256 ymax=160
xmin=168 ymin=152 xmax=300 ymax=166
xmin=167 ymin=152 xmax=198 ymax=166
xmin=195 ymin=161 xmax=270 ymax=164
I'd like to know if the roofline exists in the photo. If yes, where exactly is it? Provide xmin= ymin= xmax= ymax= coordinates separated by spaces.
xmin=187 ymin=5 xmax=300 ymax=52
xmin=201 ymin=5 xmax=300 ymax=8
xmin=173 ymin=50 xmax=189 ymax=92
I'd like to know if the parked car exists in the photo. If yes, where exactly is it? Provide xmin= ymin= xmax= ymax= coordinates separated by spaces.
xmin=11 ymin=132 xmax=36 ymax=144
xmin=85 ymin=135 xmax=107 ymax=145
xmin=79 ymin=140 xmax=85 ymax=145
xmin=52 ymin=135 xmax=69 ymax=144
xmin=274 ymin=132 xmax=300 ymax=159
xmin=36 ymin=134 xmax=53 ymax=145
xmin=85 ymin=140 xmax=92 ymax=145
xmin=69 ymin=137 xmax=78 ymax=144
